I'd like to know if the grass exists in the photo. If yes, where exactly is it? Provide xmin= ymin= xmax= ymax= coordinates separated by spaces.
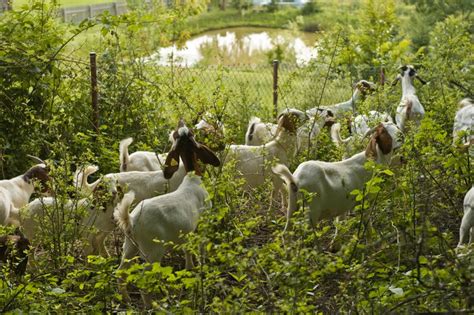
xmin=13 ymin=0 xmax=118 ymax=9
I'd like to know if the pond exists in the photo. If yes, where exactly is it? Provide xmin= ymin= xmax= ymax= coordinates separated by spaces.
xmin=143 ymin=27 xmax=318 ymax=67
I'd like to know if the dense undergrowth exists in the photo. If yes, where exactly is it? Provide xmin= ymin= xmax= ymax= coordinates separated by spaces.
xmin=0 ymin=0 xmax=473 ymax=312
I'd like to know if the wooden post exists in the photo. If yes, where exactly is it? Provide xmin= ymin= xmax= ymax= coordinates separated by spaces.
xmin=273 ymin=59 xmax=279 ymax=119
xmin=90 ymin=52 xmax=99 ymax=133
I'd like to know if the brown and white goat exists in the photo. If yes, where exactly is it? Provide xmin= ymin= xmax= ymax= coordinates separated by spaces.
xmin=114 ymin=119 xmax=220 ymax=306
xmin=273 ymin=121 xmax=403 ymax=232
xmin=227 ymin=110 xmax=307 ymax=209
xmin=0 ymin=160 xmax=50 ymax=226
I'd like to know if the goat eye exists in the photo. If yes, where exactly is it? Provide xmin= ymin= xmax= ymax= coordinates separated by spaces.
xmin=401 ymin=66 xmax=407 ymax=71
xmin=409 ymin=69 xmax=416 ymax=76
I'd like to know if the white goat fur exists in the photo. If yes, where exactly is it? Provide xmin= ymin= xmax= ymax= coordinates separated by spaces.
xmin=103 ymin=166 xmax=186 ymax=205
xmin=273 ymin=122 xmax=403 ymax=231
xmin=0 ymin=164 xmax=48 ymax=226
xmin=458 ymin=186 xmax=474 ymax=247
xmin=119 ymin=137 xmax=167 ymax=172
xmin=452 ymin=98 xmax=473 ymax=150
xmin=22 ymin=193 xmax=119 ymax=257
xmin=394 ymin=66 xmax=425 ymax=131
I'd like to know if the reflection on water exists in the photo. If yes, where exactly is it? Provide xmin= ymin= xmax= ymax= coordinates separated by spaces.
xmin=143 ymin=27 xmax=318 ymax=67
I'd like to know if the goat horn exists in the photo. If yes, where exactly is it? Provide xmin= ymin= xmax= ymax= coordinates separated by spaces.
xmin=27 ymin=154 xmax=46 ymax=164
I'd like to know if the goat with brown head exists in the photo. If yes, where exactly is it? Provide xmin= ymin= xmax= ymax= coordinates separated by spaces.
xmin=114 ymin=119 xmax=221 ymax=308
xmin=164 ymin=119 xmax=220 ymax=179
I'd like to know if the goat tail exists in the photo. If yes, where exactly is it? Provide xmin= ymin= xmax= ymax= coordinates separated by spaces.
xmin=245 ymin=117 xmax=261 ymax=144
xmin=272 ymin=164 xmax=298 ymax=232
xmin=119 ymin=137 xmax=133 ymax=172
xmin=114 ymin=191 xmax=135 ymax=236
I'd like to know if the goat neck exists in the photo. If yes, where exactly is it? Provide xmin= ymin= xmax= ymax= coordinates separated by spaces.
xmin=401 ymin=74 xmax=416 ymax=97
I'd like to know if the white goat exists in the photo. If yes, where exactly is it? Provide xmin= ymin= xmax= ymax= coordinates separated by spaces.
xmin=0 ymin=161 xmax=50 ymax=226
xmin=392 ymin=65 xmax=426 ymax=131
xmin=458 ymin=185 xmax=474 ymax=248
xmin=330 ymin=111 xmax=393 ymax=153
xmin=114 ymin=119 xmax=221 ymax=306
xmin=273 ymin=121 xmax=403 ymax=232
xmin=245 ymin=116 xmax=278 ymax=146
xmin=452 ymin=98 xmax=473 ymax=152
xmin=227 ymin=110 xmax=306 ymax=207
xmin=73 ymin=165 xmax=101 ymax=197
xmin=119 ymin=137 xmax=167 ymax=172
xmin=103 ymin=165 xmax=186 ymax=205
xmin=244 ymin=108 xmax=330 ymax=155
xmin=195 ymin=116 xmax=226 ymax=151
xmin=21 ymin=188 xmax=120 ymax=257
xmin=307 ymin=79 xmax=376 ymax=118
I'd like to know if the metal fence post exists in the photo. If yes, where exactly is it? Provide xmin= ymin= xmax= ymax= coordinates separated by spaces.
xmin=273 ymin=59 xmax=279 ymax=119
xmin=90 ymin=52 xmax=99 ymax=133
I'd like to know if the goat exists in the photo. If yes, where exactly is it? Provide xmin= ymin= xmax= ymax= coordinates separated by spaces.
xmin=245 ymin=116 xmax=278 ymax=146
xmin=330 ymin=111 xmax=393 ymax=154
xmin=0 ymin=158 xmax=50 ymax=226
xmin=244 ymin=109 xmax=330 ymax=152
xmin=73 ymin=165 xmax=101 ymax=197
xmin=103 ymin=164 xmax=186 ymax=205
xmin=195 ymin=116 xmax=226 ymax=151
xmin=22 ymin=179 xmax=122 ymax=257
xmin=227 ymin=110 xmax=307 ymax=209
xmin=273 ymin=121 xmax=403 ymax=232
xmin=452 ymin=98 xmax=473 ymax=151
xmin=0 ymin=228 xmax=30 ymax=276
xmin=392 ymin=65 xmax=427 ymax=131
xmin=114 ymin=119 xmax=220 ymax=306
xmin=119 ymin=137 xmax=167 ymax=172
xmin=307 ymin=80 xmax=376 ymax=118
xmin=458 ymin=185 xmax=474 ymax=248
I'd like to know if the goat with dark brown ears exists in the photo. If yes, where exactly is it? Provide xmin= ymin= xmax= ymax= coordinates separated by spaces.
xmin=114 ymin=119 xmax=220 ymax=307
xmin=0 ymin=156 xmax=50 ymax=226
xmin=392 ymin=65 xmax=427 ymax=131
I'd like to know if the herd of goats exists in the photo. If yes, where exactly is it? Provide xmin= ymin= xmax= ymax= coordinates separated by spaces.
xmin=0 ymin=65 xmax=472 ymax=306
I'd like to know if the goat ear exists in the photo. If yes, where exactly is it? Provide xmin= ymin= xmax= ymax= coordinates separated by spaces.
xmin=164 ymin=149 xmax=180 ymax=179
xmin=415 ymin=75 xmax=427 ymax=85
xmin=375 ymin=126 xmax=393 ymax=155
xmin=195 ymin=144 xmax=220 ymax=167
xmin=365 ymin=137 xmax=378 ymax=159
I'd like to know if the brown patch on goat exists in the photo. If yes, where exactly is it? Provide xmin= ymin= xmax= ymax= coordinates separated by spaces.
xmin=406 ymin=100 xmax=413 ymax=119
xmin=0 ymin=229 xmax=30 ymax=276
xmin=375 ymin=125 xmax=393 ymax=155
xmin=278 ymin=112 xmax=300 ymax=134
xmin=247 ymin=122 xmax=256 ymax=141
xmin=23 ymin=165 xmax=50 ymax=193
xmin=196 ymin=124 xmax=225 ymax=152
xmin=365 ymin=124 xmax=392 ymax=158
xmin=164 ymin=121 xmax=220 ymax=179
